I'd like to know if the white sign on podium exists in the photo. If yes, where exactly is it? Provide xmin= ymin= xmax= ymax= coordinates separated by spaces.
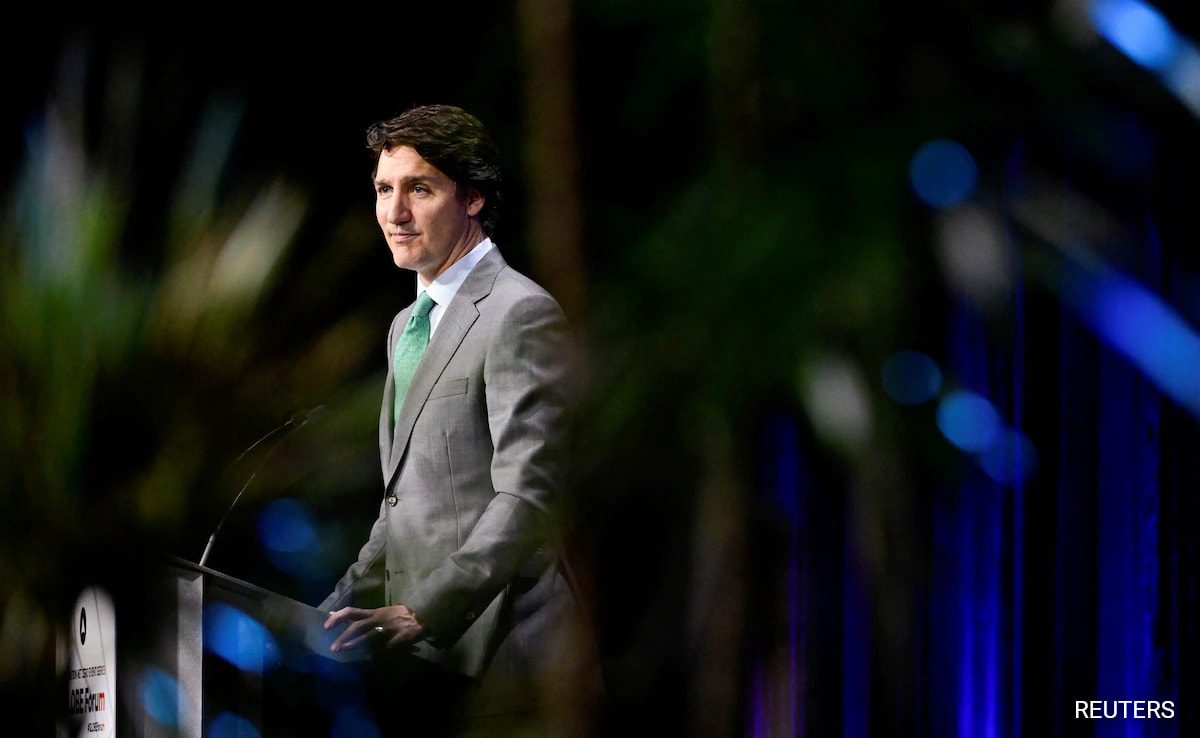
xmin=60 ymin=587 xmax=117 ymax=738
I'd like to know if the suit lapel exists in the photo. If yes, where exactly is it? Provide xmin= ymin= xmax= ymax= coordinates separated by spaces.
xmin=384 ymin=248 xmax=506 ymax=489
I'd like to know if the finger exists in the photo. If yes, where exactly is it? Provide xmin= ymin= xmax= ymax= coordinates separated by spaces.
xmin=387 ymin=630 xmax=414 ymax=649
xmin=340 ymin=620 xmax=388 ymax=651
xmin=324 ymin=607 xmax=367 ymax=630
xmin=341 ymin=628 xmax=380 ymax=651
xmin=330 ymin=624 xmax=362 ymax=651
xmin=330 ymin=618 xmax=374 ymax=652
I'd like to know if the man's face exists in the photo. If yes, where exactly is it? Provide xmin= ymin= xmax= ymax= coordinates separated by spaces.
xmin=374 ymin=145 xmax=484 ymax=281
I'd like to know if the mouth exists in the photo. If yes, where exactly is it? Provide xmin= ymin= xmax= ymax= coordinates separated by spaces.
xmin=390 ymin=232 xmax=418 ymax=241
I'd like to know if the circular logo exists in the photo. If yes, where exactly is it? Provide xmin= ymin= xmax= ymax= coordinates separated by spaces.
xmin=79 ymin=607 xmax=87 ymax=645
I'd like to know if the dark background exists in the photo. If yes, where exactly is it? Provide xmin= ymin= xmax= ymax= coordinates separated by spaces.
xmin=4 ymin=3 xmax=1200 ymax=736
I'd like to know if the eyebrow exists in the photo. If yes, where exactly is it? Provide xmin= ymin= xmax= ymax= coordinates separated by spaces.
xmin=373 ymin=174 xmax=433 ymax=188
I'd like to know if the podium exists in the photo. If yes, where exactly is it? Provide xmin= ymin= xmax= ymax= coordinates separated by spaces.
xmin=120 ymin=558 xmax=368 ymax=737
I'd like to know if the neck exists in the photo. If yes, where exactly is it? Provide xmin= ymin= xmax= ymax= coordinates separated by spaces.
xmin=419 ymin=222 xmax=485 ymax=284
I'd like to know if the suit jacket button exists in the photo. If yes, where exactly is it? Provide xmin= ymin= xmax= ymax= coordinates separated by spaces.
xmin=465 ymin=610 xmax=476 ymax=621
xmin=386 ymin=495 xmax=398 ymax=507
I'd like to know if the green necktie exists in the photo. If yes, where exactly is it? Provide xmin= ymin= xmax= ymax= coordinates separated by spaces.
xmin=393 ymin=292 xmax=437 ymax=427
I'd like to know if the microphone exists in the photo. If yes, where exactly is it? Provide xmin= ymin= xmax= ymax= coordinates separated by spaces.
xmin=198 ymin=406 xmax=326 ymax=567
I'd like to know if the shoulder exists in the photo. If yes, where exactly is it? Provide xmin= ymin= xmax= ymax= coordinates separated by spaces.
xmin=492 ymin=262 xmax=554 ymax=301
xmin=480 ymin=265 xmax=575 ymax=369
xmin=490 ymin=264 xmax=563 ymax=311
xmin=481 ymin=265 xmax=578 ymax=385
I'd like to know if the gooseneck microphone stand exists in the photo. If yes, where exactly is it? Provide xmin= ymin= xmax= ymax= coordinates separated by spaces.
xmin=198 ymin=406 xmax=325 ymax=567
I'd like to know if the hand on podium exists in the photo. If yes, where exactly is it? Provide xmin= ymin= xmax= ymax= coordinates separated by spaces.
xmin=324 ymin=604 xmax=426 ymax=652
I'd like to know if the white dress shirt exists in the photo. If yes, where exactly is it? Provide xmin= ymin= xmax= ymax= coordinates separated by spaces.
xmin=416 ymin=237 xmax=495 ymax=337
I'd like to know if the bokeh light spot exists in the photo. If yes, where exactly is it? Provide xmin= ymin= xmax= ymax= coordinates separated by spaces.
xmin=1085 ymin=272 xmax=1200 ymax=415
xmin=1092 ymin=0 xmax=1179 ymax=72
xmin=203 ymin=603 xmax=278 ymax=673
xmin=1166 ymin=45 xmax=1200 ymax=114
xmin=909 ymin=139 xmax=978 ymax=208
xmin=937 ymin=390 xmax=1000 ymax=453
xmin=258 ymin=498 xmax=318 ymax=554
xmin=881 ymin=351 xmax=943 ymax=404
xmin=800 ymin=355 xmax=873 ymax=452
xmin=208 ymin=712 xmax=261 ymax=738
xmin=979 ymin=429 xmax=1037 ymax=484
xmin=331 ymin=706 xmax=382 ymax=738
xmin=311 ymin=653 xmax=367 ymax=712
xmin=935 ymin=205 xmax=1011 ymax=306
xmin=258 ymin=498 xmax=326 ymax=580
xmin=139 ymin=667 xmax=180 ymax=727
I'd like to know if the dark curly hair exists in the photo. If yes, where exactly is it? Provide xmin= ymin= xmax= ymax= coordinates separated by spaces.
xmin=367 ymin=105 xmax=502 ymax=236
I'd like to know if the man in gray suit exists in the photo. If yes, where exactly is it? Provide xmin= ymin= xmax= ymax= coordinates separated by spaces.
xmin=320 ymin=105 xmax=589 ymax=733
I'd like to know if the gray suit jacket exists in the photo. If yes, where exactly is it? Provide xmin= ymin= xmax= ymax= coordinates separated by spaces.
xmin=320 ymin=247 xmax=578 ymax=682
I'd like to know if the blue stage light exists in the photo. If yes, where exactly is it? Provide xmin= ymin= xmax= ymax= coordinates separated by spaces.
xmin=208 ymin=712 xmax=261 ymax=738
xmin=331 ymin=706 xmax=382 ymax=738
xmin=909 ymin=139 xmax=978 ymax=209
xmin=139 ymin=668 xmax=180 ymax=727
xmin=882 ymin=351 xmax=943 ymax=405
xmin=979 ymin=428 xmax=1037 ymax=484
xmin=1165 ymin=46 xmax=1200 ymax=116
xmin=203 ymin=603 xmax=278 ymax=673
xmin=1080 ymin=271 xmax=1200 ymax=415
xmin=1092 ymin=0 xmax=1180 ymax=73
xmin=258 ymin=498 xmax=318 ymax=554
xmin=937 ymin=390 xmax=1000 ymax=453
xmin=258 ymin=498 xmax=325 ymax=579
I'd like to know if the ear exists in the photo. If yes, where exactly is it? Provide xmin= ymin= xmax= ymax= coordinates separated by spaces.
xmin=465 ymin=188 xmax=485 ymax=217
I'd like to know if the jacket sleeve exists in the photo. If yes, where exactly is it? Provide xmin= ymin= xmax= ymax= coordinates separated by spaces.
xmin=401 ymin=291 xmax=575 ymax=643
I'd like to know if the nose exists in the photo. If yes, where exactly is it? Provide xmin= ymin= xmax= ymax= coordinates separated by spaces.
xmin=386 ymin=193 xmax=411 ymax=225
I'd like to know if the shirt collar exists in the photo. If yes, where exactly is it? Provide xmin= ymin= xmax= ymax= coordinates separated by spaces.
xmin=417 ymin=237 xmax=495 ymax=307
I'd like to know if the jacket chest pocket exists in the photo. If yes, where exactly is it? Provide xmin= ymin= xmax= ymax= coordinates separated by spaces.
xmin=427 ymin=377 xmax=468 ymax=399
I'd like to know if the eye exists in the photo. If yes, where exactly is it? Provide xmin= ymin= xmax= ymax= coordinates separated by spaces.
xmin=376 ymin=184 xmax=391 ymax=195
xmin=413 ymin=184 xmax=430 ymax=194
